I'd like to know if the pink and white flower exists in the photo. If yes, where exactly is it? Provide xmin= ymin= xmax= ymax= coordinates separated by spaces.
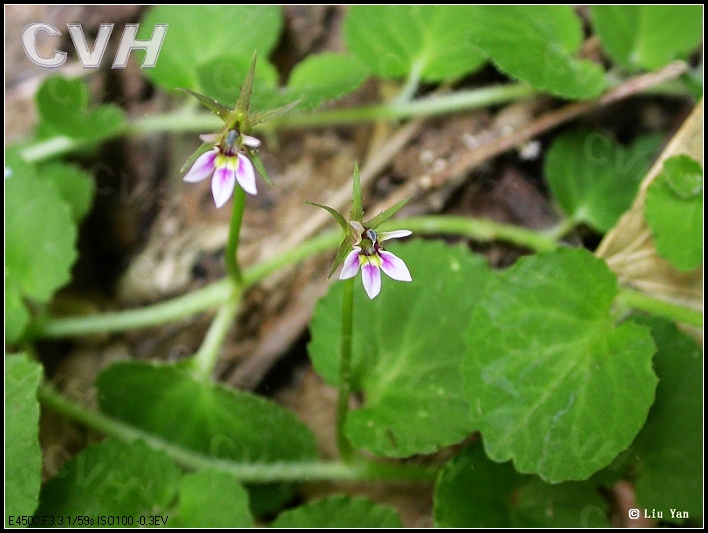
xmin=183 ymin=130 xmax=261 ymax=208
xmin=339 ymin=222 xmax=412 ymax=299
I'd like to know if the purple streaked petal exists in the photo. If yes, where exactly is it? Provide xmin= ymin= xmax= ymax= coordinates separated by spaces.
xmin=378 ymin=229 xmax=412 ymax=242
xmin=361 ymin=260 xmax=381 ymax=299
xmin=183 ymin=150 xmax=217 ymax=182
xmin=212 ymin=162 xmax=236 ymax=208
xmin=379 ymin=251 xmax=412 ymax=281
xmin=339 ymin=248 xmax=362 ymax=279
xmin=235 ymin=154 xmax=257 ymax=195
xmin=241 ymin=134 xmax=261 ymax=148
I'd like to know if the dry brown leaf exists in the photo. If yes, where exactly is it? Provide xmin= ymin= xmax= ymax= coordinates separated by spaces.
xmin=595 ymin=99 xmax=703 ymax=313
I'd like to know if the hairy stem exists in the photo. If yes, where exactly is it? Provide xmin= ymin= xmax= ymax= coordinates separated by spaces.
xmin=191 ymin=296 xmax=241 ymax=380
xmin=616 ymin=287 xmax=703 ymax=328
xmin=38 ymin=383 xmax=436 ymax=483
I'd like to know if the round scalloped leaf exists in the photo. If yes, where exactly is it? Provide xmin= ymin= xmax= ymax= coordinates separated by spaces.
xmin=6 ymin=354 xmax=43 ymax=521
xmin=36 ymin=439 xmax=181 ymax=518
xmin=434 ymin=444 xmax=522 ymax=527
xmin=545 ymin=129 xmax=662 ymax=232
xmin=590 ymin=6 xmax=703 ymax=71
xmin=270 ymin=495 xmax=403 ymax=528
xmin=140 ymin=6 xmax=283 ymax=91
xmin=172 ymin=470 xmax=253 ymax=527
xmin=345 ymin=6 xmax=487 ymax=82
xmin=644 ymin=155 xmax=703 ymax=272
xmin=308 ymin=241 xmax=494 ymax=458
xmin=96 ymin=361 xmax=317 ymax=514
xmin=469 ymin=6 xmax=606 ymax=99
xmin=287 ymin=53 xmax=370 ymax=109
xmin=6 ymin=151 xmax=77 ymax=303
xmin=40 ymin=162 xmax=95 ymax=222
xmin=463 ymin=248 xmax=658 ymax=482
xmin=36 ymin=76 xmax=124 ymax=141
xmin=630 ymin=316 xmax=703 ymax=523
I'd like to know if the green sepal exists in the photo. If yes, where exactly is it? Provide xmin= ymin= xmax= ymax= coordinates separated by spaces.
xmin=249 ymin=150 xmax=274 ymax=186
xmin=250 ymin=100 xmax=301 ymax=127
xmin=365 ymin=197 xmax=411 ymax=229
xmin=351 ymin=163 xmax=364 ymax=223
xmin=178 ymin=88 xmax=230 ymax=122
xmin=304 ymin=201 xmax=349 ymax=232
xmin=235 ymin=51 xmax=258 ymax=127
xmin=328 ymin=237 xmax=353 ymax=279
xmin=180 ymin=141 xmax=214 ymax=173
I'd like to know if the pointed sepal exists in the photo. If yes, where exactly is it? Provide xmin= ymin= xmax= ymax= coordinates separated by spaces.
xmin=178 ymin=88 xmax=230 ymax=122
xmin=351 ymin=163 xmax=364 ymax=223
xmin=250 ymin=100 xmax=301 ymax=128
xmin=327 ymin=237 xmax=353 ymax=279
xmin=304 ymin=201 xmax=349 ymax=232
xmin=249 ymin=150 xmax=274 ymax=187
xmin=235 ymin=51 xmax=258 ymax=121
xmin=365 ymin=197 xmax=411 ymax=229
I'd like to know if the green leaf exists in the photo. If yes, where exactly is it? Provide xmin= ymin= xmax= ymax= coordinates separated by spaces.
xmin=5 ymin=279 xmax=30 ymax=344
xmin=344 ymin=6 xmax=487 ymax=82
xmin=630 ymin=316 xmax=703 ymax=523
xmin=40 ymin=162 xmax=95 ymax=222
xmin=172 ymin=470 xmax=253 ymax=527
xmin=469 ymin=6 xmax=606 ymax=99
xmin=178 ymin=88 xmax=231 ymax=121
xmin=644 ymin=155 xmax=703 ymax=271
xmin=365 ymin=198 xmax=410 ymax=230
xmin=434 ymin=443 xmax=611 ymax=527
xmin=5 ymin=354 xmax=43 ymax=522
xmin=434 ymin=444 xmax=523 ymax=527
xmin=511 ymin=478 xmax=610 ymax=527
xmin=271 ymin=495 xmax=403 ymax=528
xmin=36 ymin=76 xmax=124 ymax=141
xmin=351 ymin=162 xmax=363 ymax=223
xmin=6 ymin=152 xmax=77 ymax=302
xmin=545 ymin=129 xmax=662 ymax=232
xmin=96 ymin=361 xmax=317 ymax=514
xmin=287 ymin=53 xmax=369 ymax=109
xmin=590 ymin=6 xmax=703 ymax=70
xmin=463 ymin=248 xmax=658 ymax=482
xmin=36 ymin=439 xmax=181 ymax=519
xmin=309 ymin=241 xmax=494 ymax=457
xmin=140 ymin=6 xmax=283 ymax=91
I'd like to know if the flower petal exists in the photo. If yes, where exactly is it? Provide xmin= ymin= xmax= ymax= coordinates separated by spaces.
xmin=378 ymin=229 xmax=412 ymax=242
xmin=212 ymin=160 xmax=236 ymax=208
xmin=339 ymin=248 xmax=362 ymax=279
xmin=241 ymin=134 xmax=261 ymax=148
xmin=199 ymin=133 xmax=219 ymax=143
xmin=379 ymin=250 xmax=412 ymax=281
xmin=235 ymin=153 xmax=258 ymax=195
xmin=183 ymin=150 xmax=217 ymax=182
xmin=361 ymin=260 xmax=382 ymax=299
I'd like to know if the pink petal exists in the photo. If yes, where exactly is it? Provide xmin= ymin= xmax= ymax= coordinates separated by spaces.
xmin=379 ymin=251 xmax=412 ymax=281
xmin=339 ymin=248 xmax=362 ymax=279
xmin=378 ymin=230 xmax=412 ymax=242
xmin=361 ymin=260 xmax=381 ymax=299
xmin=184 ymin=150 xmax=217 ymax=182
xmin=235 ymin=154 xmax=257 ymax=195
xmin=241 ymin=134 xmax=261 ymax=148
xmin=199 ymin=133 xmax=219 ymax=143
xmin=212 ymin=162 xmax=236 ymax=208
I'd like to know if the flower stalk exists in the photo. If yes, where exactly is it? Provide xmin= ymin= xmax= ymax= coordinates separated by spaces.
xmin=336 ymin=276 xmax=356 ymax=462
xmin=225 ymin=186 xmax=247 ymax=285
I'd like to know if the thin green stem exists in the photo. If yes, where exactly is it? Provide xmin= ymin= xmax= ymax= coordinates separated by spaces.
xmin=191 ymin=295 xmax=241 ymax=380
xmin=18 ymin=84 xmax=536 ymax=163
xmin=616 ymin=287 xmax=703 ymax=328
xmin=226 ymin=187 xmax=247 ymax=285
xmin=544 ymin=217 xmax=578 ymax=241
xmin=38 ymin=383 xmax=435 ymax=483
xmin=28 ymin=216 xmax=560 ymax=339
xmin=336 ymin=277 xmax=356 ymax=463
